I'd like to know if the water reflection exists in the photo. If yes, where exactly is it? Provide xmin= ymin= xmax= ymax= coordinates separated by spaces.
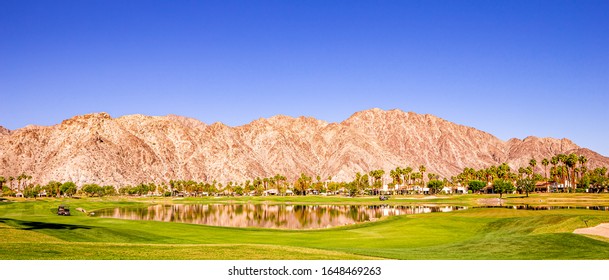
xmin=476 ymin=205 xmax=609 ymax=211
xmin=93 ymin=204 xmax=467 ymax=229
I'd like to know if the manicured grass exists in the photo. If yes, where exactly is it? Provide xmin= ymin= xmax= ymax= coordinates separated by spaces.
xmin=1 ymin=194 xmax=609 ymax=259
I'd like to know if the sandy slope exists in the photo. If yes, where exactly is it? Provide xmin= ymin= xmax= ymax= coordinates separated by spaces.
xmin=574 ymin=223 xmax=609 ymax=239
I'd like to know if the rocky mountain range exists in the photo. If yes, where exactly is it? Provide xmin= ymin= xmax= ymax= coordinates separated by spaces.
xmin=1 ymin=108 xmax=608 ymax=187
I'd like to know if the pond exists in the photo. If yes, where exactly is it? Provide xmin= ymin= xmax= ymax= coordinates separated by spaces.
xmin=92 ymin=204 xmax=467 ymax=229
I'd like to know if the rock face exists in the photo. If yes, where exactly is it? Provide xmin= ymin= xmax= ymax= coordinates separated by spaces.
xmin=1 ymin=108 xmax=607 ymax=186
xmin=0 ymin=126 xmax=9 ymax=136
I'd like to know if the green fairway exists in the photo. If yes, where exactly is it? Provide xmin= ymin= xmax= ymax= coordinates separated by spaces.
xmin=1 ymin=194 xmax=609 ymax=259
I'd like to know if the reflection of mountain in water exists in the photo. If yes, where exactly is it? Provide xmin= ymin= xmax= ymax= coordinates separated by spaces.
xmin=94 ymin=204 xmax=467 ymax=229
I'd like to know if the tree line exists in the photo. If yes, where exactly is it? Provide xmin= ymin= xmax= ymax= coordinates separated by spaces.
xmin=2 ymin=153 xmax=608 ymax=198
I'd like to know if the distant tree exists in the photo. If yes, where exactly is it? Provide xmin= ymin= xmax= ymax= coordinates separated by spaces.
xmin=234 ymin=185 xmax=244 ymax=196
xmin=419 ymin=165 xmax=427 ymax=186
xmin=541 ymin=158 xmax=549 ymax=180
xmin=103 ymin=185 xmax=116 ymax=196
xmin=81 ymin=184 xmax=102 ymax=197
xmin=60 ymin=182 xmax=77 ymax=197
xmin=577 ymin=175 xmax=591 ymax=190
xmin=295 ymin=173 xmax=311 ymax=195
xmin=578 ymin=155 xmax=588 ymax=181
xmin=44 ymin=181 xmax=62 ymax=197
xmin=390 ymin=168 xmax=402 ymax=186
xmin=565 ymin=153 xmax=579 ymax=192
xmin=23 ymin=184 xmax=41 ymax=198
xmin=516 ymin=178 xmax=536 ymax=197
xmin=8 ymin=176 xmax=14 ymax=191
xmin=497 ymin=163 xmax=511 ymax=180
xmin=468 ymin=180 xmax=486 ymax=194
xmin=369 ymin=169 xmax=385 ymax=194
xmin=529 ymin=159 xmax=537 ymax=177
xmin=578 ymin=155 xmax=588 ymax=170
xmin=403 ymin=166 xmax=413 ymax=185
xmin=493 ymin=179 xmax=515 ymax=199
xmin=0 ymin=176 xmax=5 ymax=196
xmin=427 ymin=179 xmax=444 ymax=194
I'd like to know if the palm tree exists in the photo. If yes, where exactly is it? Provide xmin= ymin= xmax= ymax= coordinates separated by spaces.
xmin=541 ymin=158 xmax=549 ymax=181
xmin=419 ymin=165 xmax=426 ymax=187
xmin=390 ymin=167 xmax=403 ymax=188
xmin=518 ymin=167 xmax=527 ymax=180
xmin=16 ymin=175 xmax=21 ymax=192
xmin=8 ymin=176 xmax=14 ymax=192
xmin=497 ymin=163 xmax=510 ymax=180
xmin=529 ymin=158 xmax=537 ymax=178
xmin=273 ymin=174 xmax=286 ymax=194
xmin=565 ymin=153 xmax=579 ymax=192
xmin=0 ymin=176 xmax=5 ymax=196
xmin=403 ymin=166 xmax=413 ymax=186
xmin=578 ymin=155 xmax=588 ymax=180
xmin=369 ymin=169 xmax=385 ymax=194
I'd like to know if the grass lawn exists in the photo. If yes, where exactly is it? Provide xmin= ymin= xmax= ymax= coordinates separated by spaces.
xmin=1 ymin=194 xmax=609 ymax=259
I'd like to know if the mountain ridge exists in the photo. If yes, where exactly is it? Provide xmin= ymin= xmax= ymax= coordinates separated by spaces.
xmin=1 ymin=108 xmax=607 ymax=186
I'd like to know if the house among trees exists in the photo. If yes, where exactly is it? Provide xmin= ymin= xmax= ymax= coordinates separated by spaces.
xmin=535 ymin=182 xmax=551 ymax=193
xmin=454 ymin=186 xmax=468 ymax=194
xmin=482 ymin=186 xmax=494 ymax=194
xmin=263 ymin=189 xmax=279 ymax=196
xmin=549 ymin=182 xmax=569 ymax=193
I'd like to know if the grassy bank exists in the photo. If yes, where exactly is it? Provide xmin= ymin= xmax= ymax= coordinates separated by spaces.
xmin=1 ymin=194 xmax=609 ymax=259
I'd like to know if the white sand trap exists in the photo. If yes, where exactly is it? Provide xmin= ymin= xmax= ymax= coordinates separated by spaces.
xmin=574 ymin=223 xmax=609 ymax=239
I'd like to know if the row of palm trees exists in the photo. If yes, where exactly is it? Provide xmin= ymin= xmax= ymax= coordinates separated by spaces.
xmin=0 ymin=173 xmax=33 ymax=193
xmin=2 ymin=153 xmax=608 ymax=198
xmin=453 ymin=154 xmax=608 ymax=193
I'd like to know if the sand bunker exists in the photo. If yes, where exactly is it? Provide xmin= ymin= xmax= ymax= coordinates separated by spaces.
xmin=574 ymin=223 xmax=609 ymax=239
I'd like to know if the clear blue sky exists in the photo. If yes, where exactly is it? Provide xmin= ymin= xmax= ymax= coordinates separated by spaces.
xmin=1 ymin=0 xmax=608 ymax=156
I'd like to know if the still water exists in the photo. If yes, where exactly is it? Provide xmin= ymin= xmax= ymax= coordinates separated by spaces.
xmin=93 ymin=204 xmax=467 ymax=229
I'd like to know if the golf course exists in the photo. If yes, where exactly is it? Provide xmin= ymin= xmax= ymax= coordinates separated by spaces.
xmin=1 ymin=194 xmax=609 ymax=260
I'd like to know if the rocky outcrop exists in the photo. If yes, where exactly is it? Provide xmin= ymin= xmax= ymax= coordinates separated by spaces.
xmin=0 ymin=109 xmax=607 ymax=186
xmin=0 ymin=126 xmax=9 ymax=136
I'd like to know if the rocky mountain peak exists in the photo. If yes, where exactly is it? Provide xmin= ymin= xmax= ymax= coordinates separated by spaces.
xmin=0 ymin=125 xmax=10 ymax=136
xmin=60 ymin=112 xmax=112 ymax=127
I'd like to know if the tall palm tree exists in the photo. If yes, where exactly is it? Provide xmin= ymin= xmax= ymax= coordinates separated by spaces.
xmin=419 ymin=165 xmax=426 ymax=186
xmin=403 ymin=167 xmax=413 ymax=186
xmin=556 ymin=154 xmax=567 ymax=187
xmin=369 ymin=169 xmax=385 ymax=194
xmin=8 ymin=176 xmax=14 ymax=191
xmin=16 ymin=174 xmax=24 ymax=192
xmin=529 ymin=158 xmax=537 ymax=179
xmin=518 ymin=167 xmax=527 ymax=180
xmin=390 ymin=169 xmax=399 ymax=186
xmin=498 ymin=163 xmax=510 ymax=180
xmin=565 ymin=153 xmax=579 ymax=192
xmin=0 ymin=176 xmax=5 ymax=196
xmin=541 ymin=158 xmax=549 ymax=181
xmin=578 ymin=155 xmax=588 ymax=180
